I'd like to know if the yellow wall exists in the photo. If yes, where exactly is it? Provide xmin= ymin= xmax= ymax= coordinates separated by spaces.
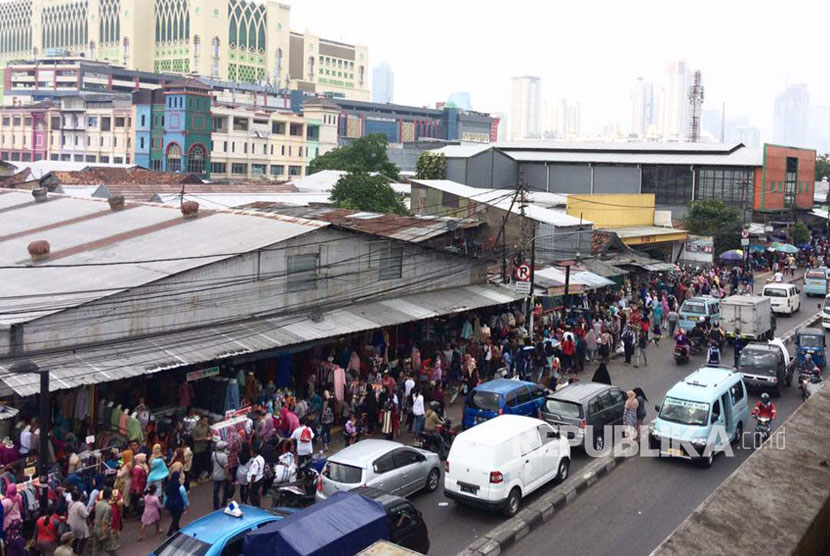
xmin=566 ymin=193 xmax=655 ymax=228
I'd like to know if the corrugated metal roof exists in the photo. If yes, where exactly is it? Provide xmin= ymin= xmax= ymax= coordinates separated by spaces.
xmin=235 ymin=206 xmax=480 ymax=243
xmin=155 ymin=192 xmax=333 ymax=209
xmin=7 ymin=161 xmax=135 ymax=180
xmin=0 ymin=284 xmax=523 ymax=397
xmin=504 ymin=148 xmax=763 ymax=166
xmin=611 ymin=226 xmax=688 ymax=238
xmin=411 ymin=180 xmax=591 ymax=227
xmin=288 ymin=170 xmax=410 ymax=195
xmin=532 ymin=266 xmax=613 ymax=290
xmin=0 ymin=189 xmax=327 ymax=326
xmin=431 ymin=144 xmax=493 ymax=158
xmin=495 ymin=141 xmax=743 ymax=153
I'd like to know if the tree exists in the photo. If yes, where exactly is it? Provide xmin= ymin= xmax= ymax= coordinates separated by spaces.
xmin=330 ymin=172 xmax=407 ymax=215
xmin=683 ymin=199 xmax=742 ymax=255
xmin=415 ymin=151 xmax=447 ymax=180
xmin=308 ymin=134 xmax=400 ymax=180
xmin=816 ymin=154 xmax=830 ymax=182
xmin=791 ymin=221 xmax=809 ymax=245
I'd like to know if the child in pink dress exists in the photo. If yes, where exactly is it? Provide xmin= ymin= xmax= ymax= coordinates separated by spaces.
xmin=139 ymin=485 xmax=163 ymax=541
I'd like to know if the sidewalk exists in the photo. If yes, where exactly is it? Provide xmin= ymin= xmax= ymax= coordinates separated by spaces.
xmin=111 ymin=398 xmax=466 ymax=556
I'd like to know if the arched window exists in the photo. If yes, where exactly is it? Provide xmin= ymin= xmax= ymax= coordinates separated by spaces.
xmin=122 ymin=37 xmax=130 ymax=66
xmin=308 ymin=56 xmax=315 ymax=81
xmin=187 ymin=144 xmax=206 ymax=174
xmin=193 ymin=35 xmax=201 ymax=56
xmin=166 ymin=143 xmax=182 ymax=172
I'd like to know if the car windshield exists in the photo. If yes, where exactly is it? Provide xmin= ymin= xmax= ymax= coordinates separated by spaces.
xmin=738 ymin=351 xmax=778 ymax=375
xmin=323 ymin=461 xmax=363 ymax=484
xmin=659 ymin=397 xmax=710 ymax=426
xmin=154 ymin=532 xmax=211 ymax=556
xmin=681 ymin=302 xmax=705 ymax=315
xmin=806 ymin=270 xmax=826 ymax=280
xmin=799 ymin=335 xmax=824 ymax=348
xmin=468 ymin=391 xmax=501 ymax=411
xmin=764 ymin=288 xmax=788 ymax=298
xmin=543 ymin=399 xmax=583 ymax=419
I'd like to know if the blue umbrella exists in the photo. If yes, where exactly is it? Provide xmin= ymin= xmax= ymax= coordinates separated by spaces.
xmin=774 ymin=243 xmax=799 ymax=254
xmin=748 ymin=244 xmax=765 ymax=253
xmin=798 ymin=243 xmax=813 ymax=250
xmin=719 ymin=249 xmax=744 ymax=261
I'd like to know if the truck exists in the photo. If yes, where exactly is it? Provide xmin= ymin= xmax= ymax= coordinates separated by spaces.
xmin=736 ymin=338 xmax=796 ymax=397
xmin=720 ymin=295 xmax=776 ymax=341
xmin=243 ymin=487 xmax=430 ymax=556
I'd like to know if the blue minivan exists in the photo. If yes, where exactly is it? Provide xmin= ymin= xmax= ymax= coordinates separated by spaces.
xmin=678 ymin=296 xmax=721 ymax=332
xmin=649 ymin=366 xmax=749 ymax=468
xmin=462 ymin=379 xmax=547 ymax=430
xmin=803 ymin=267 xmax=830 ymax=297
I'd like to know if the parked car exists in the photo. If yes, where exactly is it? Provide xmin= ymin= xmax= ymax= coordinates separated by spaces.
xmin=803 ymin=267 xmax=830 ymax=297
xmin=540 ymin=382 xmax=626 ymax=451
xmin=462 ymin=378 xmax=546 ymax=429
xmin=444 ymin=414 xmax=570 ymax=517
xmin=316 ymin=439 xmax=441 ymax=502
xmin=151 ymin=505 xmax=287 ymax=556
xmin=649 ymin=366 xmax=749 ymax=468
xmin=762 ymin=283 xmax=801 ymax=315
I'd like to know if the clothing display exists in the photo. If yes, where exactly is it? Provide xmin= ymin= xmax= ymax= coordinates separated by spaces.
xmin=225 ymin=379 xmax=240 ymax=412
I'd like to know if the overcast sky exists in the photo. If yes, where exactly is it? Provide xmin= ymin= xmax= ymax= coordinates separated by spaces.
xmin=291 ymin=0 xmax=829 ymax=139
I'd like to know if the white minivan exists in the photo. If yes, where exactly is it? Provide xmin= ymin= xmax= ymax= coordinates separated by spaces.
xmin=762 ymin=283 xmax=801 ymax=315
xmin=443 ymin=414 xmax=570 ymax=517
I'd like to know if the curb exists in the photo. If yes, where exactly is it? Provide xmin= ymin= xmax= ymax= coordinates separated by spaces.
xmin=779 ymin=312 xmax=821 ymax=344
xmin=456 ymin=450 xmax=629 ymax=556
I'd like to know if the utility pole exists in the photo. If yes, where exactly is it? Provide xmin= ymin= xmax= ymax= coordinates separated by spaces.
xmin=517 ymin=169 xmax=534 ymax=329
xmin=9 ymin=361 xmax=50 ymax=510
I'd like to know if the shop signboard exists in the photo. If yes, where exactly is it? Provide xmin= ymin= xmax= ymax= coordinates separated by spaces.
xmin=187 ymin=366 xmax=219 ymax=382
xmin=24 ymin=466 xmax=36 ymax=478
xmin=224 ymin=405 xmax=252 ymax=419
xmin=680 ymin=234 xmax=714 ymax=266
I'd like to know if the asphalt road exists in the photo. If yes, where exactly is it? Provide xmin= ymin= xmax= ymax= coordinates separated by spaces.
xmin=506 ymin=280 xmax=819 ymax=556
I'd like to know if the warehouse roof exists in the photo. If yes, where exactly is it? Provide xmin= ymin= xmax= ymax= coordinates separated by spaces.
xmin=0 ymin=189 xmax=327 ymax=326
xmin=410 ymin=179 xmax=591 ymax=227
xmin=288 ymin=170 xmax=410 ymax=195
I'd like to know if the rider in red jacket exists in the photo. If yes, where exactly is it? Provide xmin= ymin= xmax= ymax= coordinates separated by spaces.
xmin=752 ymin=393 xmax=777 ymax=420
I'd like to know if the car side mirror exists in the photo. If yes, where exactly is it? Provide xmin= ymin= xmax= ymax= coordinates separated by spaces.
xmin=654 ymin=405 xmax=660 ymax=413
xmin=547 ymin=430 xmax=559 ymax=439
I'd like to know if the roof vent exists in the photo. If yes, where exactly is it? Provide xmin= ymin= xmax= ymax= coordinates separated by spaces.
xmin=108 ymin=195 xmax=125 ymax=211
xmin=27 ymin=240 xmax=50 ymax=261
xmin=31 ymin=188 xmax=48 ymax=203
xmin=181 ymin=200 xmax=200 ymax=219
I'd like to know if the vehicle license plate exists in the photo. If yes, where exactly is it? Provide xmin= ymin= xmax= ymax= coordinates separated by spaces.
xmin=459 ymin=482 xmax=479 ymax=494
xmin=668 ymin=448 xmax=684 ymax=457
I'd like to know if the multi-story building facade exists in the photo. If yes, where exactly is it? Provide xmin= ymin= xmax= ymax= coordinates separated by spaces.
xmin=509 ymin=76 xmax=541 ymax=141
xmin=773 ymin=84 xmax=810 ymax=148
xmin=0 ymin=0 xmax=369 ymax=102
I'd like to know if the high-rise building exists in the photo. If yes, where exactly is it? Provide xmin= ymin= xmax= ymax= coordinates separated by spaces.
xmin=773 ymin=84 xmax=809 ymax=147
xmin=447 ymin=92 xmax=472 ymax=111
xmin=733 ymin=126 xmax=760 ymax=148
xmin=658 ymin=60 xmax=690 ymax=138
xmin=372 ymin=61 xmax=394 ymax=104
xmin=543 ymin=98 xmax=580 ymax=139
xmin=0 ymin=0 xmax=370 ymax=102
xmin=628 ymin=77 xmax=654 ymax=137
xmin=810 ymin=105 xmax=830 ymax=154
xmin=509 ymin=76 xmax=541 ymax=141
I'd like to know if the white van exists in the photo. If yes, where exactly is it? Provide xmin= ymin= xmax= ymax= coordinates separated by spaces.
xmin=443 ymin=414 xmax=570 ymax=517
xmin=762 ymin=282 xmax=801 ymax=315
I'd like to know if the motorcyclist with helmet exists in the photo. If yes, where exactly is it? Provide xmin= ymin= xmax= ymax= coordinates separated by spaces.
xmin=710 ymin=321 xmax=725 ymax=350
xmin=674 ymin=328 xmax=690 ymax=358
xmin=752 ymin=392 xmax=778 ymax=420
xmin=424 ymin=400 xmax=446 ymax=455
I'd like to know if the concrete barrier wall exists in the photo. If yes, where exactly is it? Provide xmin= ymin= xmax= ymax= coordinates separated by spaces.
xmin=652 ymin=376 xmax=830 ymax=555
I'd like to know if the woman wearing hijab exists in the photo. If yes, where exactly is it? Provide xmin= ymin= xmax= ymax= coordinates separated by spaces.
xmin=117 ymin=450 xmax=134 ymax=512
xmin=623 ymin=391 xmax=639 ymax=439
xmin=147 ymin=445 xmax=169 ymax=496
xmin=131 ymin=453 xmax=149 ymax=517
xmin=164 ymin=472 xmax=189 ymax=536
xmin=2 ymin=483 xmax=23 ymax=535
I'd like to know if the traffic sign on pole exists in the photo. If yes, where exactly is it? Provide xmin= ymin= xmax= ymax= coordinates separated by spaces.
xmin=741 ymin=238 xmax=749 ymax=246
xmin=515 ymin=281 xmax=531 ymax=294
xmin=741 ymin=228 xmax=749 ymax=239
xmin=516 ymin=264 xmax=531 ymax=282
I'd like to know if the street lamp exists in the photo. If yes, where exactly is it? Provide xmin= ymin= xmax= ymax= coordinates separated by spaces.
xmin=8 ymin=360 xmax=49 ymax=510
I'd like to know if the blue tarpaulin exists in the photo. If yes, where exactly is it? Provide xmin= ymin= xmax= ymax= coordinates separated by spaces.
xmin=243 ymin=492 xmax=390 ymax=556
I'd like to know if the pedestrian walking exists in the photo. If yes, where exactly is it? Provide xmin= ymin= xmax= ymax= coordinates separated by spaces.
xmin=635 ymin=329 xmax=648 ymax=368
xmin=235 ymin=450 xmax=252 ymax=505
xmin=67 ymin=491 xmax=89 ymax=555
xmin=92 ymin=488 xmax=118 ymax=556
xmin=164 ymin=472 xmax=189 ymax=536
xmin=138 ymin=485 xmax=162 ymax=541
xmin=634 ymin=387 xmax=648 ymax=439
xmin=290 ymin=417 xmax=315 ymax=467
xmin=585 ymin=328 xmax=598 ymax=363
xmin=667 ymin=309 xmax=679 ymax=338
xmin=246 ymin=449 xmax=266 ymax=507
xmin=211 ymin=441 xmax=231 ymax=510
xmin=623 ymin=391 xmax=639 ymax=439
xmin=412 ymin=388 xmax=425 ymax=435
xmin=622 ymin=327 xmax=635 ymax=365
xmin=54 ymin=532 xmax=76 ymax=556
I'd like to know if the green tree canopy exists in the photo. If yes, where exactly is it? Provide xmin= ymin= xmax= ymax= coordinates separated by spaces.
xmin=791 ymin=221 xmax=809 ymax=245
xmin=308 ymin=134 xmax=400 ymax=180
xmin=330 ymin=172 xmax=407 ymax=215
xmin=683 ymin=199 xmax=742 ymax=255
xmin=816 ymin=154 xmax=830 ymax=182
xmin=415 ymin=151 xmax=447 ymax=180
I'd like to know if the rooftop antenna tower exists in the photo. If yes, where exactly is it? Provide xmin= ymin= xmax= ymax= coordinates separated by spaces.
xmin=687 ymin=70 xmax=704 ymax=142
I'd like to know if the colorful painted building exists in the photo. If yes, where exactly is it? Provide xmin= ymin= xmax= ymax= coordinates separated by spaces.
xmin=753 ymin=144 xmax=816 ymax=213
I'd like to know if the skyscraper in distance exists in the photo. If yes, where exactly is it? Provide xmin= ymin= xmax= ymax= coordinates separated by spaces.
xmin=509 ymin=76 xmax=541 ymax=141
xmin=372 ymin=61 xmax=395 ymax=104
xmin=773 ymin=84 xmax=810 ymax=147
xmin=659 ymin=60 xmax=690 ymax=138
xmin=447 ymin=92 xmax=472 ymax=110
xmin=629 ymin=77 xmax=654 ymax=137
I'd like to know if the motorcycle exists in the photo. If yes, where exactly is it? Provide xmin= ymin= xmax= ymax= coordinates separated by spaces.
xmin=673 ymin=344 xmax=690 ymax=365
xmin=754 ymin=415 xmax=772 ymax=444
xmin=414 ymin=418 xmax=455 ymax=460
xmin=799 ymin=368 xmax=824 ymax=401
xmin=689 ymin=337 xmax=706 ymax=356
xmin=271 ymin=458 xmax=319 ymax=509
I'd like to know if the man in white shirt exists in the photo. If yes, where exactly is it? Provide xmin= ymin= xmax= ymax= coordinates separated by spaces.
xmin=290 ymin=418 xmax=315 ymax=466
xmin=246 ymin=449 xmax=266 ymax=507
xmin=412 ymin=390 xmax=425 ymax=435
xmin=19 ymin=419 xmax=36 ymax=456
xmin=773 ymin=271 xmax=784 ymax=283
xmin=404 ymin=375 xmax=415 ymax=398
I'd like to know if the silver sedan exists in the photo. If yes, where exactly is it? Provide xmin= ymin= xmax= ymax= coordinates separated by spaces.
xmin=316 ymin=439 xmax=442 ymax=501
